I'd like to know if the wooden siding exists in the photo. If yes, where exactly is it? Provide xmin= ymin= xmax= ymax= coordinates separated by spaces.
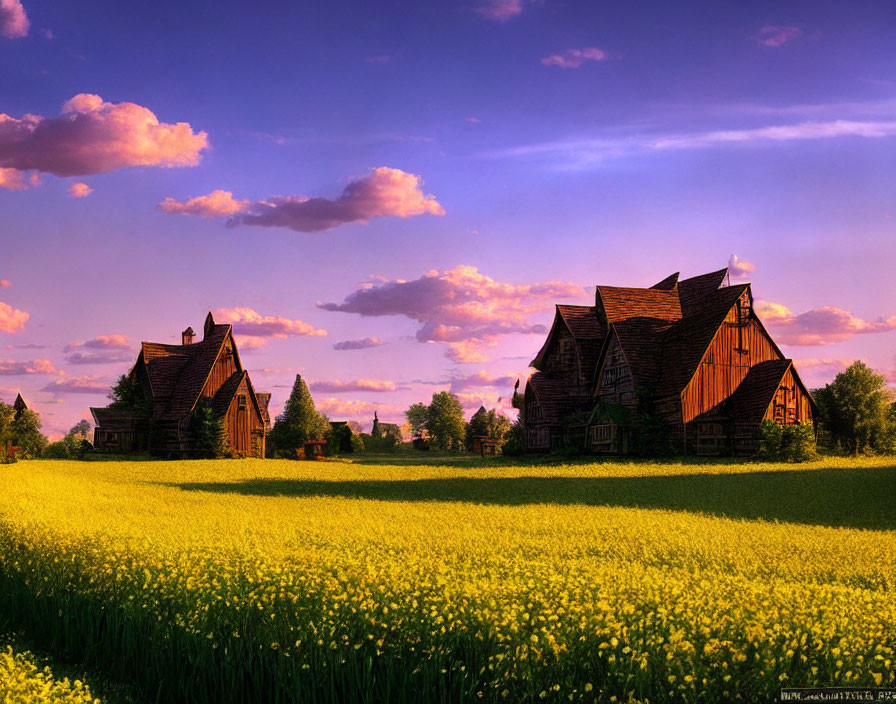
xmin=202 ymin=337 xmax=240 ymax=400
xmin=682 ymin=301 xmax=782 ymax=424
xmin=594 ymin=336 xmax=636 ymax=408
xmin=541 ymin=327 xmax=592 ymax=393
xmin=763 ymin=367 xmax=813 ymax=424
xmin=222 ymin=376 xmax=266 ymax=457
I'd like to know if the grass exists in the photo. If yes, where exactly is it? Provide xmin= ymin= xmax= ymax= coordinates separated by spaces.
xmin=0 ymin=456 xmax=893 ymax=703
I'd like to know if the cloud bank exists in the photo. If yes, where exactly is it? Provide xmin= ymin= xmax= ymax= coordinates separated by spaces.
xmin=0 ymin=358 xmax=56 ymax=375
xmin=756 ymin=25 xmax=801 ymax=48
xmin=333 ymin=337 xmax=384 ymax=350
xmin=42 ymin=373 xmax=109 ymax=396
xmin=0 ymin=301 xmax=28 ymax=333
xmin=64 ymin=334 xmax=133 ymax=365
xmin=213 ymin=307 xmax=326 ymax=349
xmin=0 ymin=0 xmax=28 ymax=38
xmin=309 ymin=379 xmax=397 ymax=393
xmin=728 ymin=254 xmax=755 ymax=281
xmin=757 ymin=300 xmax=896 ymax=345
xmin=541 ymin=47 xmax=607 ymax=69
xmin=319 ymin=265 xmax=585 ymax=362
xmin=0 ymin=94 xmax=208 ymax=183
xmin=160 ymin=167 xmax=444 ymax=233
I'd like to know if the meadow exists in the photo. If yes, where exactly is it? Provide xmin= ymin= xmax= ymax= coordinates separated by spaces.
xmin=0 ymin=457 xmax=893 ymax=703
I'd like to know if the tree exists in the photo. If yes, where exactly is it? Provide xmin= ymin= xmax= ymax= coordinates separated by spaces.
xmin=0 ymin=403 xmax=14 ymax=461
xmin=405 ymin=403 xmax=429 ymax=437
xmin=426 ymin=391 xmax=467 ymax=451
xmin=466 ymin=406 xmax=512 ymax=451
xmin=11 ymin=409 xmax=48 ymax=458
xmin=814 ymin=361 xmax=896 ymax=455
xmin=189 ymin=398 xmax=233 ymax=459
xmin=69 ymin=419 xmax=92 ymax=439
xmin=268 ymin=374 xmax=329 ymax=457
xmin=109 ymin=373 xmax=152 ymax=415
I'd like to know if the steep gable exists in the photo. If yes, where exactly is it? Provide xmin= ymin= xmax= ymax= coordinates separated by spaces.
xmin=596 ymin=286 xmax=681 ymax=324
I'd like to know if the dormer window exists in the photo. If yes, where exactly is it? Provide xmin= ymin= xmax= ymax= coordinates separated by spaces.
xmin=237 ymin=394 xmax=247 ymax=411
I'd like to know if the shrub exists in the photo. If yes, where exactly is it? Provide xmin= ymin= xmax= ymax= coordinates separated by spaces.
xmin=501 ymin=421 xmax=526 ymax=456
xmin=758 ymin=420 xmax=817 ymax=462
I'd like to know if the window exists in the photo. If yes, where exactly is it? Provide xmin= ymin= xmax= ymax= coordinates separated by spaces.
xmin=238 ymin=394 xmax=247 ymax=411
xmin=526 ymin=402 xmax=544 ymax=422
xmin=603 ymin=367 xmax=618 ymax=386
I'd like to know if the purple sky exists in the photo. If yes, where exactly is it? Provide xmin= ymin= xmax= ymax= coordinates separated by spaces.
xmin=2 ymin=0 xmax=895 ymax=437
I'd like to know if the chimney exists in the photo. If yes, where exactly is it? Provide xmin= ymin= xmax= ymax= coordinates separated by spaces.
xmin=182 ymin=327 xmax=195 ymax=345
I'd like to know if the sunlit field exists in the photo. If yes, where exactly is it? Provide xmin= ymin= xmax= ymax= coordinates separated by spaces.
xmin=0 ymin=457 xmax=893 ymax=703
xmin=0 ymin=644 xmax=99 ymax=703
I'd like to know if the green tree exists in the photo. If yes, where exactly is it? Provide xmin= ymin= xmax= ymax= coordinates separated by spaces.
xmin=189 ymin=398 xmax=234 ymax=459
xmin=268 ymin=374 xmax=329 ymax=457
xmin=426 ymin=392 xmax=467 ymax=451
xmin=69 ymin=419 xmax=92 ymax=439
xmin=11 ymin=409 xmax=48 ymax=458
xmin=0 ymin=403 xmax=14 ymax=461
xmin=404 ymin=403 xmax=429 ymax=437
xmin=109 ymin=374 xmax=153 ymax=415
xmin=465 ymin=406 xmax=512 ymax=451
xmin=814 ymin=361 xmax=895 ymax=454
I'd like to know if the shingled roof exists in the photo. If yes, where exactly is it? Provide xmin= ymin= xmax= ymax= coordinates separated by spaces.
xmin=138 ymin=321 xmax=236 ymax=421
xmin=725 ymin=359 xmax=793 ymax=424
xmin=527 ymin=372 xmax=580 ymax=425
xmin=557 ymin=305 xmax=604 ymax=339
xmin=597 ymin=285 xmax=682 ymax=324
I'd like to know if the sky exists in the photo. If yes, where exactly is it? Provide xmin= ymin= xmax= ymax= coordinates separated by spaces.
xmin=1 ymin=0 xmax=895 ymax=438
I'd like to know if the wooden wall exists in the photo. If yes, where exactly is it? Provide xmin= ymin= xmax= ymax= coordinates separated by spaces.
xmin=682 ymin=303 xmax=782 ymax=424
xmin=222 ymin=375 xmax=266 ymax=457
xmin=204 ymin=338 xmax=239 ymax=399
xmin=763 ymin=367 xmax=813 ymax=424
xmin=594 ymin=335 xmax=636 ymax=408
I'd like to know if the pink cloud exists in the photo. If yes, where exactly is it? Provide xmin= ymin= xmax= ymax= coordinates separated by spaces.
xmin=0 ymin=167 xmax=38 ymax=190
xmin=42 ymin=373 xmax=109 ymax=396
xmin=447 ymin=369 xmax=517 ymax=393
xmin=158 ymin=189 xmax=249 ymax=218
xmin=319 ymin=265 xmax=585 ymax=362
xmin=0 ymin=279 xmax=9 ymax=287
xmin=241 ymin=167 xmax=443 ymax=232
xmin=756 ymin=25 xmax=801 ymax=48
xmin=475 ymin=0 xmax=526 ymax=21
xmin=310 ymin=378 xmax=397 ymax=393
xmin=160 ymin=168 xmax=444 ymax=233
xmin=0 ymin=301 xmax=29 ymax=333
xmin=333 ymin=337 xmax=384 ymax=350
xmin=0 ymin=358 xmax=56 ymax=375
xmin=0 ymin=93 xmax=208 ymax=178
xmin=0 ymin=0 xmax=29 ymax=38
xmin=728 ymin=254 xmax=755 ymax=281
xmin=453 ymin=391 xmax=517 ymax=419
xmin=757 ymin=300 xmax=896 ymax=345
xmin=64 ymin=334 xmax=133 ymax=364
xmin=68 ymin=181 xmax=93 ymax=198
xmin=213 ymin=307 xmax=326 ymax=349
xmin=314 ymin=397 xmax=404 ymax=423
xmin=541 ymin=47 xmax=607 ymax=69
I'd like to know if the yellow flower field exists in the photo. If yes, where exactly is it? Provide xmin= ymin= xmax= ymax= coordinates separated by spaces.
xmin=0 ymin=645 xmax=99 ymax=704
xmin=0 ymin=458 xmax=893 ymax=703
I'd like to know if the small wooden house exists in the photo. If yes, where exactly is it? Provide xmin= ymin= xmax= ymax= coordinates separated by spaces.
xmin=90 ymin=313 xmax=270 ymax=458
xmin=522 ymin=268 xmax=816 ymax=455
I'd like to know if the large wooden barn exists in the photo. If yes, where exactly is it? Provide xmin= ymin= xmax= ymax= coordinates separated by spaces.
xmin=522 ymin=267 xmax=816 ymax=455
xmin=91 ymin=313 xmax=271 ymax=458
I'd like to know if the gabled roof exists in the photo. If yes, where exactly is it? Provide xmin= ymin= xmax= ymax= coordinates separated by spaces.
xmin=656 ymin=283 xmax=751 ymax=397
xmin=557 ymin=305 xmax=604 ymax=339
xmin=611 ymin=317 xmax=678 ymax=389
xmin=89 ymin=406 xmax=144 ymax=430
xmin=212 ymin=371 xmax=247 ymax=417
xmin=526 ymin=372 xmax=579 ymax=424
xmin=678 ymin=268 xmax=728 ymax=315
xmin=725 ymin=359 xmax=793 ymax=424
xmin=531 ymin=305 xmax=606 ymax=369
xmin=651 ymin=272 xmax=680 ymax=290
xmin=596 ymin=286 xmax=682 ymax=324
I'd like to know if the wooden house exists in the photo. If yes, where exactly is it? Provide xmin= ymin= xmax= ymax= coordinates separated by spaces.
xmin=90 ymin=313 xmax=270 ymax=458
xmin=522 ymin=268 xmax=816 ymax=455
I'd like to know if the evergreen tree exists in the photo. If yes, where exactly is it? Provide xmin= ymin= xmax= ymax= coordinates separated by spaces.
xmin=189 ymin=398 xmax=234 ymax=459
xmin=268 ymin=374 xmax=329 ymax=455
xmin=814 ymin=361 xmax=895 ymax=454
xmin=426 ymin=391 xmax=467 ymax=451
